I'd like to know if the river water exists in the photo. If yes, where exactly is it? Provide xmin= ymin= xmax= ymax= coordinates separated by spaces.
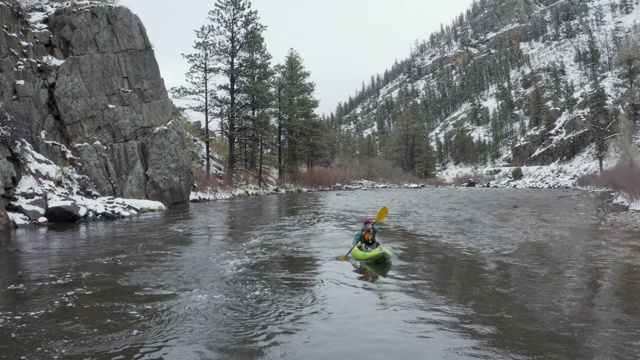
xmin=1 ymin=188 xmax=639 ymax=359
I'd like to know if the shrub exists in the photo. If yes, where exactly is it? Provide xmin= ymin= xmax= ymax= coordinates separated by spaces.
xmin=193 ymin=167 xmax=221 ymax=192
xmin=579 ymin=162 xmax=640 ymax=202
xmin=512 ymin=167 xmax=523 ymax=180
xmin=294 ymin=167 xmax=350 ymax=188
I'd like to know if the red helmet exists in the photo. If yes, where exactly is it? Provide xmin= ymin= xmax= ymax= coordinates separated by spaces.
xmin=363 ymin=219 xmax=372 ymax=226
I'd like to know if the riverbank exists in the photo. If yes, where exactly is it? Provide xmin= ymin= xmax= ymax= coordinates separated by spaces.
xmin=6 ymin=167 xmax=639 ymax=232
xmin=597 ymin=193 xmax=640 ymax=232
xmin=604 ymin=211 xmax=640 ymax=231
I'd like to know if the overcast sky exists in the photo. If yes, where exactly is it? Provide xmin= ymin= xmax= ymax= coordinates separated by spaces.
xmin=119 ymin=0 xmax=474 ymax=117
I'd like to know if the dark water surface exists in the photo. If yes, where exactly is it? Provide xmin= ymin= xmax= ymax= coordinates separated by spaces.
xmin=1 ymin=188 xmax=639 ymax=359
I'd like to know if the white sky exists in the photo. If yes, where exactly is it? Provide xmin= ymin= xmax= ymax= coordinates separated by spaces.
xmin=120 ymin=0 xmax=474 ymax=117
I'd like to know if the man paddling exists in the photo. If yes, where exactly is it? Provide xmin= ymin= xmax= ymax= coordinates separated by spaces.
xmin=353 ymin=219 xmax=380 ymax=251
xmin=340 ymin=206 xmax=388 ymax=260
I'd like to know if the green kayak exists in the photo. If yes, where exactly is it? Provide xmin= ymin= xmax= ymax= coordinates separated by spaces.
xmin=351 ymin=245 xmax=393 ymax=263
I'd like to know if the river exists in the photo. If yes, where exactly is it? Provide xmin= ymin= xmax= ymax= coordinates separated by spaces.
xmin=1 ymin=188 xmax=639 ymax=359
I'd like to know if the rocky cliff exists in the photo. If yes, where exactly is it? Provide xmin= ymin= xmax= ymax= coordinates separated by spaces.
xmin=0 ymin=0 xmax=194 ymax=227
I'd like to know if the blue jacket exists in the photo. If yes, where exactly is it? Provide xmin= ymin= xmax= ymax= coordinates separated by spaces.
xmin=353 ymin=225 xmax=379 ymax=245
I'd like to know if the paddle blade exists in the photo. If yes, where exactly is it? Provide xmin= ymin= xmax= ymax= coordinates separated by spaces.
xmin=375 ymin=206 xmax=388 ymax=223
xmin=340 ymin=242 xmax=358 ymax=260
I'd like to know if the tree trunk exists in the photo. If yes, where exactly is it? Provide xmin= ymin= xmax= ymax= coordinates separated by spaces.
xmin=204 ymin=78 xmax=210 ymax=182
xmin=258 ymin=135 xmax=264 ymax=187
xmin=278 ymin=121 xmax=284 ymax=186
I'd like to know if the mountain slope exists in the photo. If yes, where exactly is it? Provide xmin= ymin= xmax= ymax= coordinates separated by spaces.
xmin=330 ymin=0 xmax=640 ymax=193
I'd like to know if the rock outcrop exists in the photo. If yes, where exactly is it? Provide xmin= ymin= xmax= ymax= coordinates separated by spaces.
xmin=0 ymin=0 xmax=194 ymax=227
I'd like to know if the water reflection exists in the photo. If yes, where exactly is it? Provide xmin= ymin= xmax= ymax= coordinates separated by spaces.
xmin=354 ymin=261 xmax=392 ymax=283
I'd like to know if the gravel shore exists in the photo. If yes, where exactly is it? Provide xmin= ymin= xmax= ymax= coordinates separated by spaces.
xmin=603 ymin=211 xmax=640 ymax=231
xmin=596 ymin=193 xmax=640 ymax=232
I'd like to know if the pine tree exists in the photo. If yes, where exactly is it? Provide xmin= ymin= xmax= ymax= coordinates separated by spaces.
xmin=528 ymin=85 xmax=545 ymax=130
xmin=619 ymin=0 xmax=633 ymax=15
xmin=242 ymin=30 xmax=274 ymax=186
xmin=274 ymin=49 xmax=320 ymax=184
xmin=588 ymin=78 xmax=615 ymax=171
xmin=432 ymin=136 xmax=441 ymax=166
xmin=490 ymin=108 xmax=504 ymax=156
xmin=388 ymin=102 xmax=424 ymax=172
xmin=549 ymin=62 xmax=564 ymax=107
xmin=415 ymin=132 xmax=436 ymax=178
xmin=585 ymin=27 xmax=601 ymax=77
xmin=563 ymin=78 xmax=577 ymax=109
xmin=452 ymin=127 xmax=474 ymax=164
xmin=169 ymin=25 xmax=215 ymax=181
xmin=617 ymin=29 xmax=640 ymax=101
xmin=209 ymin=0 xmax=266 ymax=186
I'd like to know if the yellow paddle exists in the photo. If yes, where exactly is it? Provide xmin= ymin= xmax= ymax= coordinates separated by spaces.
xmin=340 ymin=206 xmax=388 ymax=260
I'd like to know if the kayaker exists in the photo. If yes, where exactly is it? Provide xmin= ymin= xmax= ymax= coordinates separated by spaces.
xmin=353 ymin=219 xmax=380 ymax=251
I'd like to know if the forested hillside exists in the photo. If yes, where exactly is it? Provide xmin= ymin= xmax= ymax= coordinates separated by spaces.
xmin=324 ymin=0 xmax=640 ymax=189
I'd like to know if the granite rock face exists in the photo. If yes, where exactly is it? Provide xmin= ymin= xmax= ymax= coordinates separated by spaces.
xmin=0 ymin=0 xmax=193 ymax=227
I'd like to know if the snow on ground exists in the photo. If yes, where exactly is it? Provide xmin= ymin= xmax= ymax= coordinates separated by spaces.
xmin=437 ymin=139 xmax=640 ymax=215
xmin=614 ymin=194 xmax=640 ymax=211
xmin=190 ymin=184 xmax=278 ymax=202
xmin=440 ymin=141 xmax=615 ymax=187
xmin=17 ymin=0 xmax=114 ymax=31
xmin=7 ymin=140 xmax=165 ymax=227
xmin=8 ymin=131 xmax=636 ymax=229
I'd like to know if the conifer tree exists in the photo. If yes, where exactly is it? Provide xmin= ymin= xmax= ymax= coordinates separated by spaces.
xmin=274 ymin=49 xmax=320 ymax=184
xmin=588 ymin=78 xmax=615 ymax=171
xmin=435 ymin=137 xmax=445 ymax=166
xmin=415 ymin=132 xmax=436 ymax=178
xmin=242 ymin=30 xmax=274 ymax=186
xmin=619 ymin=0 xmax=633 ymax=15
xmin=490 ymin=108 xmax=503 ymax=157
xmin=209 ymin=0 xmax=266 ymax=186
xmin=617 ymin=29 xmax=640 ymax=121
xmin=528 ymin=85 xmax=545 ymax=130
xmin=452 ymin=127 xmax=473 ymax=164
xmin=388 ymin=102 xmax=424 ymax=172
xmin=580 ymin=27 xmax=602 ymax=78
xmin=170 ymin=25 xmax=215 ymax=181
xmin=549 ymin=62 xmax=564 ymax=107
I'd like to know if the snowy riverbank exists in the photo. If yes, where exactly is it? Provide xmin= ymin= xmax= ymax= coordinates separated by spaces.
xmin=5 ymin=137 xmax=638 ymax=229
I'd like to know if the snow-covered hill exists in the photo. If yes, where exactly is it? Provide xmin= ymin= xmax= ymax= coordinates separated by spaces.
xmin=333 ymin=0 xmax=640 ymax=209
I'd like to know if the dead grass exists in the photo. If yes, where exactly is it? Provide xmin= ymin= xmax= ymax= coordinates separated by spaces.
xmin=193 ymin=167 xmax=221 ymax=192
xmin=578 ymin=161 xmax=640 ymax=201
xmin=292 ymin=162 xmax=446 ymax=189
xmin=294 ymin=167 xmax=350 ymax=188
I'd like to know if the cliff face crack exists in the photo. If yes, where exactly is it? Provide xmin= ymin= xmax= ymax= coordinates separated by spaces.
xmin=140 ymin=141 xmax=149 ymax=199
xmin=45 ymin=80 xmax=60 ymax=124
xmin=104 ymin=161 xmax=117 ymax=197
xmin=43 ymin=74 xmax=75 ymax=151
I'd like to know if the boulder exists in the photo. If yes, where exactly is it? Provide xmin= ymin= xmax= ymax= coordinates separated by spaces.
xmin=17 ymin=198 xmax=47 ymax=221
xmin=45 ymin=199 xmax=87 ymax=223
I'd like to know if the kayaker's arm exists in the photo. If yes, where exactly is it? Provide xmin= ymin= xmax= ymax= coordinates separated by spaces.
xmin=353 ymin=230 xmax=363 ymax=245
